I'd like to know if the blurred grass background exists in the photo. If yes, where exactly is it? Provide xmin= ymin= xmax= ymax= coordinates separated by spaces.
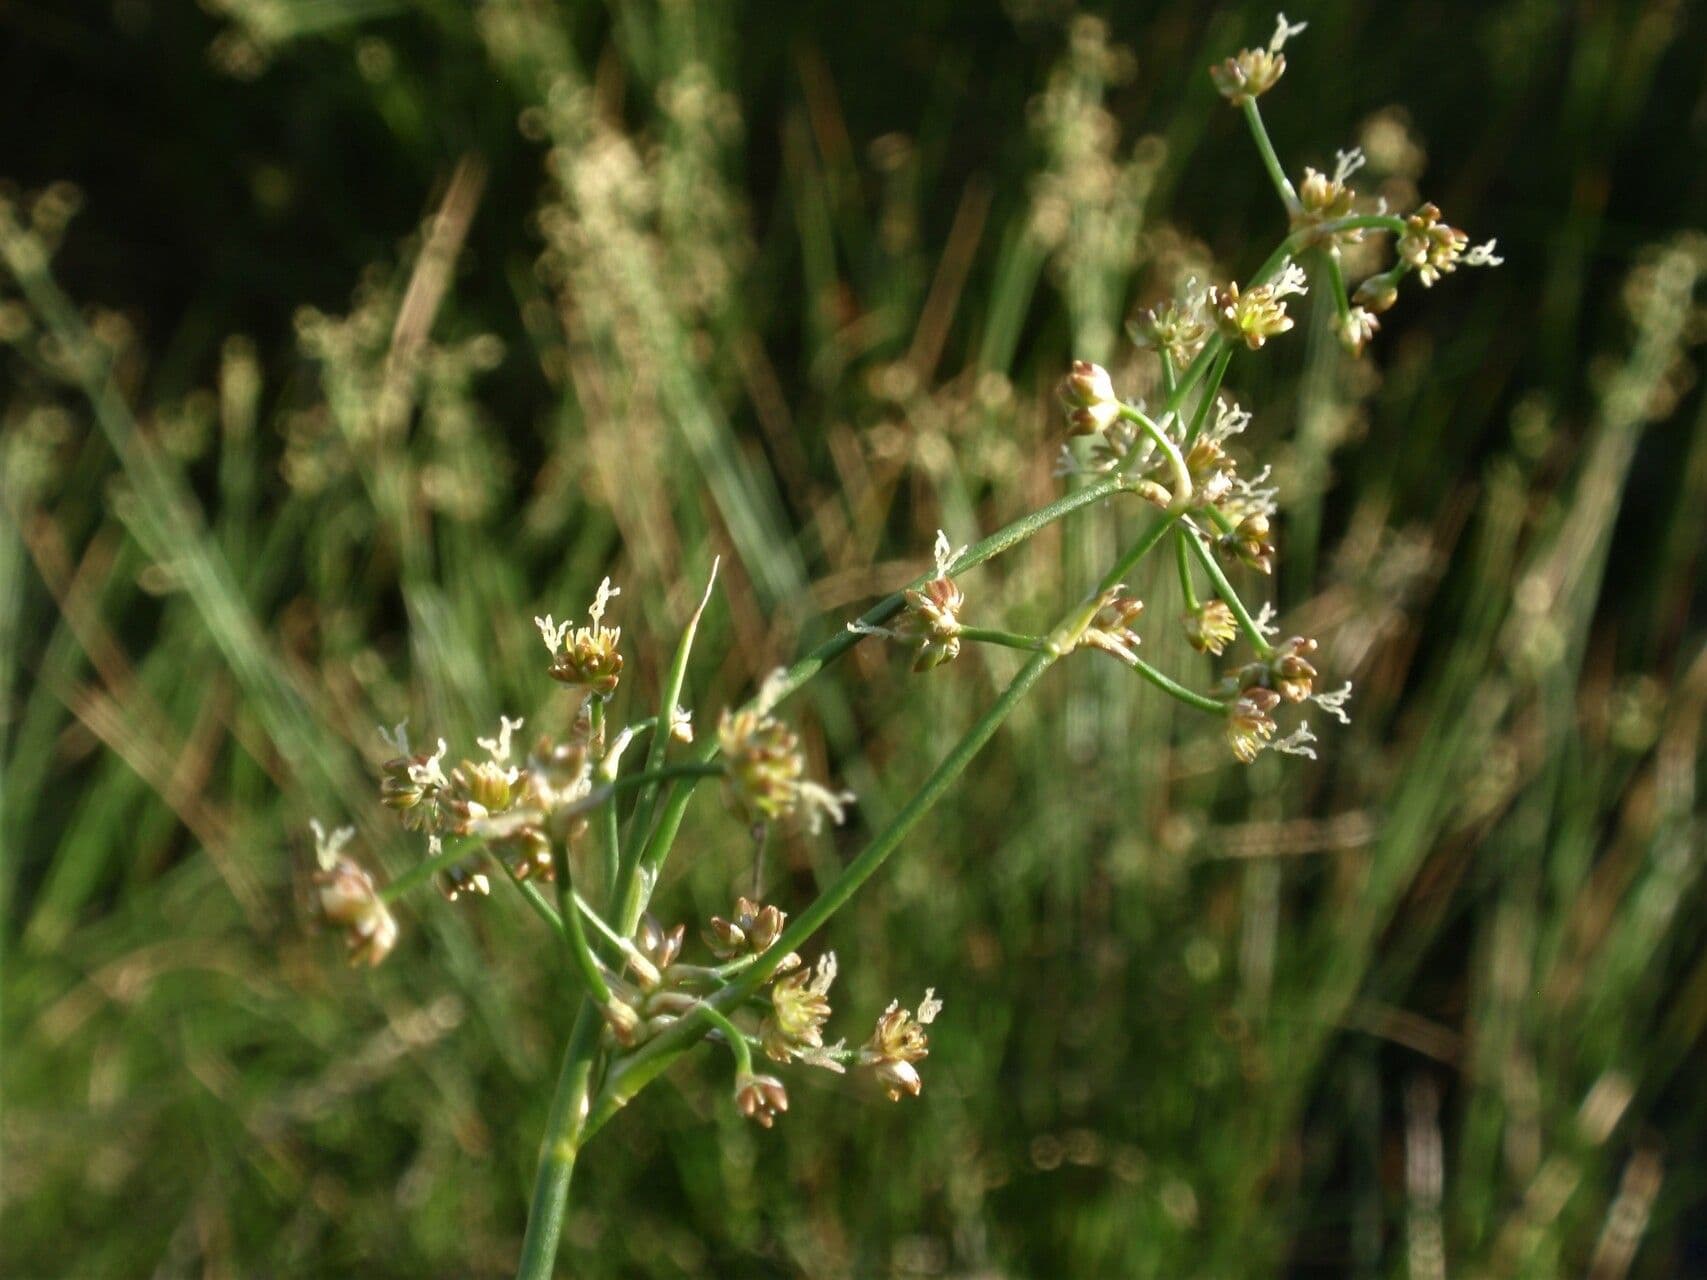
xmin=3 ymin=0 xmax=1706 ymax=1275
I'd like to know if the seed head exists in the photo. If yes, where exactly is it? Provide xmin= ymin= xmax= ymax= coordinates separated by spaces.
xmin=1269 ymin=635 xmax=1320 ymax=702
xmin=1129 ymin=294 xmax=1210 ymax=366
xmin=899 ymin=577 xmax=965 ymax=671
xmin=377 ymin=725 xmax=450 ymax=833
xmin=1079 ymin=587 xmax=1146 ymax=665
xmin=734 ymin=1071 xmax=789 ymax=1128
xmin=449 ymin=758 xmax=515 ymax=818
xmin=636 ymin=915 xmax=686 ymax=974
xmin=1184 ymin=437 xmax=1235 ymax=505
xmin=435 ymin=857 xmax=492 ymax=903
xmin=1352 ymin=273 xmax=1401 ymax=314
xmin=1221 ymin=512 xmax=1276 ymax=574
xmin=706 ymin=896 xmax=788 ymax=960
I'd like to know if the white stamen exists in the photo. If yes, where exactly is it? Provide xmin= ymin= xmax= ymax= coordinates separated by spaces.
xmin=1270 ymin=722 xmax=1319 ymax=759
xmin=916 ymin=988 xmax=944 ymax=1024
xmin=1270 ymin=13 xmax=1308 ymax=51
xmin=1312 ymin=681 xmax=1354 ymax=725
xmin=310 ymin=818 xmax=356 ymax=870
xmin=1465 ymin=238 xmax=1504 ymax=267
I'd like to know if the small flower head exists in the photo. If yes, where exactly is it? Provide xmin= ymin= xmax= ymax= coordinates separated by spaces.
xmin=377 ymin=725 xmax=450 ymax=833
xmin=705 ymin=895 xmax=787 ymax=960
xmin=1298 ymin=167 xmax=1355 ymax=223
xmin=1080 ymin=587 xmax=1146 ymax=664
xmin=1058 ymin=360 xmax=1121 ymax=437
xmin=636 ymin=914 xmax=687 ymax=974
xmin=448 ymin=758 xmax=515 ymax=819
xmin=1397 ymin=203 xmax=1469 ymax=287
xmin=1221 ymin=512 xmax=1276 ymax=574
xmin=894 ymin=531 xmax=966 ymax=671
xmin=762 ymin=952 xmax=837 ymax=1064
xmin=1184 ymin=437 xmax=1235 ymax=505
xmin=734 ymin=1071 xmax=789 ymax=1128
xmin=1226 ymin=688 xmax=1282 ymax=764
xmin=717 ymin=708 xmax=854 ymax=832
xmin=1269 ymin=635 xmax=1320 ymax=702
xmin=1128 ymin=293 xmax=1210 ymax=366
xmin=717 ymin=708 xmax=804 ymax=824
xmin=536 ymin=578 xmax=623 ymax=695
xmin=1209 ymin=13 xmax=1307 ymax=105
xmin=1209 ymin=265 xmax=1307 ymax=350
xmin=1183 ymin=601 xmax=1240 ymax=655
xmin=1294 ymin=148 xmax=1365 ymax=244
xmin=309 ymin=821 xmax=398 ymax=966
xmin=1338 ymin=306 xmax=1380 ymax=355
xmin=859 ymin=989 xmax=942 ymax=1102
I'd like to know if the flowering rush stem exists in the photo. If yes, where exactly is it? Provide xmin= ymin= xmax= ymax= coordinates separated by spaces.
xmin=511 ymin=468 xmax=1153 ymax=1278
xmin=1242 ymin=99 xmax=1299 ymax=212
xmin=578 ymin=510 xmax=1188 ymax=1145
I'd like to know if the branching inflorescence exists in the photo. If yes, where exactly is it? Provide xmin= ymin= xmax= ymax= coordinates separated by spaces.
xmin=306 ymin=17 xmax=1496 ymax=1277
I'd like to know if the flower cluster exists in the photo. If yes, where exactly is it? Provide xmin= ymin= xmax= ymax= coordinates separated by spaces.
xmin=849 ymin=529 xmax=1004 ymax=674
xmin=716 ymin=707 xmax=854 ymax=833
xmin=536 ymin=577 xmax=624 ymax=696
xmin=1209 ymin=262 xmax=1309 ymax=351
xmin=1209 ymin=13 xmax=1307 ymax=106
xmin=1129 ymin=290 xmax=1210 ymax=368
xmin=858 ymin=990 xmax=943 ymax=1101
xmin=309 ymin=820 xmax=397 ymax=966
xmin=705 ymin=895 xmax=787 ymax=959
xmin=377 ymin=715 xmax=582 ymax=891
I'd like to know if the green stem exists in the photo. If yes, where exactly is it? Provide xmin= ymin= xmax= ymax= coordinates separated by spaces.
xmin=1159 ymin=349 xmax=1177 ymax=401
xmin=1125 ymin=653 xmax=1227 ymax=714
xmin=1183 ymin=524 xmax=1275 ymax=656
xmin=578 ymin=509 xmax=1186 ymax=1146
xmin=379 ymin=836 xmax=476 ymax=902
xmin=589 ymin=699 xmax=619 ymax=896
xmin=1174 ymin=529 xmax=1201 ymax=612
xmin=1321 ymin=249 xmax=1353 ymax=333
xmin=514 ymin=1011 xmax=598 ymax=1280
xmin=550 ymin=850 xmax=611 ymax=1005
xmin=957 ymin=626 xmax=1045 ymax=652
xmin=1241 ymin=99 xmax=1299 ymax=213
xmin=611 ymin=763 xmax=722 ymax=792
xmin=1117 ymin=404 xmax=1192 ymax=506
xmin=623 ymin=561 xmax=718 ymax=864
xmin=699 ymin=1006 xmax=753 ymax=1077
xmin=1182 ymin=347 xmax=1234 ymax=447
xmin=510 ymin=872 xmax=569 ymax=940
xmin=1097 ymin=510 xmax=1184 ymax=595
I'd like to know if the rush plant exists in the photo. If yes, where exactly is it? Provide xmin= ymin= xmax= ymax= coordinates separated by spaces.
xmin=295 ymin=16 xmax=1500 ymax=1276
